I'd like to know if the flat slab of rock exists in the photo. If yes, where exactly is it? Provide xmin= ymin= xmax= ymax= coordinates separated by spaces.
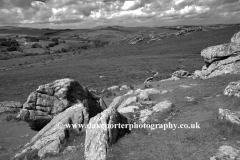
xmin=14 ymin=103 xmax=90 ymax=160
xmin=17 ymin=78 xmax=105 ymax=131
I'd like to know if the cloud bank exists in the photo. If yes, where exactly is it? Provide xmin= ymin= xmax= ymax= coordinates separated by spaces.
xmin=0 ymin=0 xmax=239 ymax=28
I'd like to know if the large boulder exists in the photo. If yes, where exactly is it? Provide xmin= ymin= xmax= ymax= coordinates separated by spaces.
xmin=0 ymin=101 xmax=22 ymax=114
xmin=14 ymin=101 xmax=101 ymax=160
xmin=231 ymin=31 xmax=240 ymax=46
xmin=17 ymin=78 xmax=106 ymax=131
xmin=85 ymin=97 xmax=130 ymax=160
xmin=201 ymin=43 xmax=232 ymax=64
xmin=195 ymin=55 xmax=240 ymax=79
xmin=224 ymin=81 xmax=240 ymax=97
xmin=195 ymin=31 xmax=240 ymax=79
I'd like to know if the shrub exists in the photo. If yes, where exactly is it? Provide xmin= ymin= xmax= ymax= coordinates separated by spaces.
xmin=61 ymin=48 xmax=68 ymax=52
xmin=51 ymin=38 xmax=59 ymax=42
xmin=0 ymin=38 xmax=7 ymax=42
xmin=48 ymin=43 xmax=55 ymax=47
xmin=80 ymin=44 xmax=91 ymax=50
xmin=32 ymin=43 xmax=42 ymax=48
xmin=0 ymin=40 xmax=19 ymax=47
xmin=54 ymin=41 xmax=59 ymax=45
xmin=7 ymin=45 xmax=17 ymax=51
xmin=93 ymin=39 xmax=109 ymax=48
xmin=25 ymin=36 xmax=39 ymax=42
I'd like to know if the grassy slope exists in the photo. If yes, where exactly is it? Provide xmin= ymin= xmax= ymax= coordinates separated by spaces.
xmin=0 ymin=26 xmax=239 ymax=103
xmin=0 ymin=26 xmax=240 ymax=160
xmin=107 ymin=74 xmax=240 ymax=160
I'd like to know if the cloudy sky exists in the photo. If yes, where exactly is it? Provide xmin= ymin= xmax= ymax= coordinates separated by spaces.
xmin=0 ymin=0 xmax=239 ymax=29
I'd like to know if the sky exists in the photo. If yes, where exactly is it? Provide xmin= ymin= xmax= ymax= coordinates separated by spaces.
xmin=0 ymin=0 xmax=239 ymax=29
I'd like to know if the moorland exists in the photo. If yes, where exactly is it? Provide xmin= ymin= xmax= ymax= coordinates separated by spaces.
xmin=1 ymin=23 xmax=240 ymax=160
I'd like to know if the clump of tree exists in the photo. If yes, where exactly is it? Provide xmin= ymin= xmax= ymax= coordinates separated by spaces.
xmin=61 ymin=48 xmax=68 ymax=52
xmin=32 ymin=43 xmax=42 ymax=48
xmin=48 ymin=43 xmax=55 ymax=48
xmin=0 ymin=39 xmax=20 ymax=52
xmin=0 ymin=38 xmax=7 ymax=42
xmin=92 ymin=39 xmax=109 ymax=48
xmin=79 ymin=44 xmax=92 ymax=50
xmin=25 ymin=36 xmax=40 ymax=42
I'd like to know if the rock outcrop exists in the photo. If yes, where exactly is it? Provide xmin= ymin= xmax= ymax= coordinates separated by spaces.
xmin=85 ymin=96 xmax=130 ymax=160
xmin=210 ymin=145 xmax=240 ymax=160
xmin=17 ymin=78 xmax=106 ymax=131
xmin=128 ymin=36 xmax=144 ymax=44
xmin=0 ymin=101 xmax=22 ymax=114
xmin=224 ymin=81 xmax=240 ymax=97
xmin=194 ymin=31 xmax=240 ymax=79
xmin=108 ymin=88 xmax=174 ymax=123
xmin=172 ymin=70 xmax=191 ymax=78
xmin=14 ymin=103 xmax=91 ymax=159
xmin=218 ymin=108 xmax=240 ymax=125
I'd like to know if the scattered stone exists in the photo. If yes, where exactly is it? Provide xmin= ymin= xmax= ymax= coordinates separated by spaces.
xmin=152 ymin=100 xmax=173 ymax=113
xmin=17 ymin=78 xmax=104 ymax=131
xmin=185 ymin=96 xmax=195 ymax=101
xmin=21 ymin=134 xmax=30 ymax=138
xmin=118 ymin=106 xmax=139 ymax=113
xmin=144 ymin=77 xmax=154 ymax=84
xmin=172 ymin=70 xmax=191 ymax=78
xmin=139 ymin=109 xmax=153 ymax=123
xmin=224 ymin=81 xmax=240 ymax=97
xmin=0 ymin=101 xmax=22 ymax=114
xmin=138 ymin=88 xmax=161 ymax=101
xmin=219 ymin=108 xmax=240 ymax=125
xmin=129 ymin=36 xmax=144 ymax=44
xmin=160 ymin=76 xmax=180 ymax=82
xmin=107 ymin=85 xmax=120 ymax=92
xmin=210 ymin=146 xmax=240 ymax=160
xmin=109 ymin=89 xmax=174 ymax=124
xmin=153 ymin=71 xmax=159 ymax=77
xmin=120 ymin=85 xmax=130 ymax=91
xmin=179 ymin=84 xmax=191 ymax=88
xmin=161 ymin=90 xmax=168 ymax=94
